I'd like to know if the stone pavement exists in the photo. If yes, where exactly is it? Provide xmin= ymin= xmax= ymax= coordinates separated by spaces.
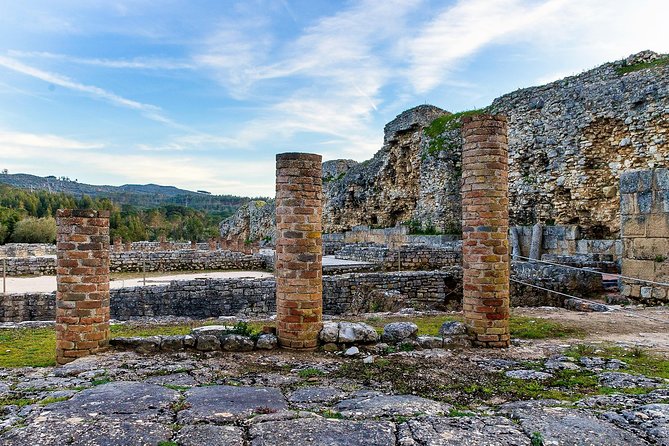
xmin=0 ymin=349 xmax=667 ymax=445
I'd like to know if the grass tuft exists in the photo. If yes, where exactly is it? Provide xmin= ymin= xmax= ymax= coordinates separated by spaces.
xmin=616 ymin=56 xmax=669 ymax=75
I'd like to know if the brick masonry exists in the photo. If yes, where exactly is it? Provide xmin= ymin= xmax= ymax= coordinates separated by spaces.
xmin=275 ymin=153 xmax=323 ymax=349
xmin=55 ymin=209 xmax=111 ymax=365
xmin=620 ymin=169 xmax=669 ymax=303
xmin=461 ymin=114 xmax=511 ymax=348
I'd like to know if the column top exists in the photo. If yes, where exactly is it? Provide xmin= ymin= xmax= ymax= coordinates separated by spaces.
xmin=56 ymin=209 xmax=111 ymax=218
xmin=461 ymin=113 xmax=507 ymax=124
xmin=276 ymin=152 xmax=322 ymax=162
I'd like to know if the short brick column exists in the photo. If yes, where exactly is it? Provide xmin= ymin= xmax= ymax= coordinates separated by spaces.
xmin=275 ymin=152 xmax=323 ymax=349
xmin=55 ymin=209 xmax=111 ymax=365
xmin=461 ymin=114 xmax=510 ymax=348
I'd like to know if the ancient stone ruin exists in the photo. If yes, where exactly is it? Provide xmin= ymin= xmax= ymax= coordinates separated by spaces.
xmin=461 ymin=115 xmax=510 ymax=347
xmin=275 ymin=153 xmax=323 ymax=349
xmin=55 ymin=209 xmax=110 ymax=365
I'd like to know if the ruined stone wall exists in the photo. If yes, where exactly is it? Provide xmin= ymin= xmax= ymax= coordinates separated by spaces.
xmin=0 ymin=243 xmax=56 ymax=257
xmin=620 ymin=168 xmax=669 ymax=303
xmin=334 ymin=243 xmax=461 ymax=270
xmin=0 ymin=263 xmax=606 ymax=323
xmin=322 ymin=51 xmax=668 ymax=236
xmin=0 ymin=250 xmax=269 ymax=276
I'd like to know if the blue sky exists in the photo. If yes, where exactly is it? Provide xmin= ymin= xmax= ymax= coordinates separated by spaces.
xmin=0 ymin=0 xmax=667 ymax=197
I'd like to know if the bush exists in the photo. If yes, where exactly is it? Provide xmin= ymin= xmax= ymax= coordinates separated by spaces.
xmin=10 ymin=217 xmax=56 ymax=243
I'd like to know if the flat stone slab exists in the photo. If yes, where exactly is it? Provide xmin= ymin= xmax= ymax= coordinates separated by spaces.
xmin=397 ymin=416 xmax=531 ymax=445
xmin=609 ymin=403 xmax=669 ymax=446
xmin=599 ymin=372 xmax=663 ymax=389
xmin=42 ymin=381 xmax=180 ymax=421
xmin=178 ymin=385 xmax=287 ymax=424
xmin=505 ymin=370 xmax=553 ymax=380
xmin=249 ymin=417 xmax=396 ymax=445
xmin=334 ymin=392 xmax=450 ymax=419
xmin=175 ymin=424 xmax=244 ymax=446
xmin=144 ymin=372 xmax=197 ymax=387
xmin=0 ymin=418 xmax=173 ymax=446
xmin=504 ymin=402 xmax=650 ymax=445
xmin=288 ymin=386 xmax=346 ymax=405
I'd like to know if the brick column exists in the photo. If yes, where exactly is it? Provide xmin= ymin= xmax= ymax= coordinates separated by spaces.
xmin=275 ymin=152 xmax=323 ymax=349
xmin=56 ymin=209 xmax=111 ymax=365
xmin=461 ymin=114 xmax=510 ymax=348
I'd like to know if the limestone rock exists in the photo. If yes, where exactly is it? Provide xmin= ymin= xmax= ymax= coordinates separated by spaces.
xmin=334 ymin=392 xmax=451 ymax=419
xmin=175 ymin=425 xmax=245 ymax=446
xmin=256 ymin=333 xmax=278 ymax=350
xmin=220 ymin=334 xmax=255 ymax=352
xmin=381 ymin=322 xmax=418 ymax=343
xmin=438 ymin=321 xmax=467 ymax=336
xmin=178 ymin=385 xmax=287 ymax=424
xmin=249 ymin=418 xmax=396 ymax=446
xmin=195 ymin=334 xmax=221 ymax=351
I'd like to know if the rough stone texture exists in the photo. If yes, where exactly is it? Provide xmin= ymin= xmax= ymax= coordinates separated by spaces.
xmin=461 ymin=115 xmax=510 ymax=348
xmin=175 ymin=425 xmax=244 ymax=446
xmin=219 ymin=200 xmax=276 ymax=245
xmin=503 ymin=401 xmax=650 ymax=446
xmin=381 ymin=322 xmax=418 ymax=343
xmin=335 ymin=242 xmax=461 ymax=270
xmin=250 ymin=418 xmax=397 ymax=446
xmin=334 ymin=391 xmax=451 ymax=419
xmin=275 ymin=152 xmax=323 ymax=350
xmin=620 ymin=168 xmax=669 ymax=303
xmin=55 ymin=209 xmax=111 ymax=365
xmin=397 ymin=416 xmax=531 ymax=446
xmin=178 ymin=385 xmax=287 ymax=424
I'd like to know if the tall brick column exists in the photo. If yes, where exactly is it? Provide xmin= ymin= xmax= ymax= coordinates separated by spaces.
xmin=275 ymin=152 xmax=323 ymax=349
xmin=56 ymin=209 xmax=111 ymax=365
xmin=461 ymin=114 xmax=510 ymax=348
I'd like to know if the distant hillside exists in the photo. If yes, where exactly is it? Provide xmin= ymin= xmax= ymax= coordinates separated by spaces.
xmin=0 ymin=173 xmax=254 ymax=216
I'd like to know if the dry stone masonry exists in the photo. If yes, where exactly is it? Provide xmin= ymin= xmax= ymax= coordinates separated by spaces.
xmin=620 ymin=168 xmax=669 ymax=303
xmin=461 ymin=114 xmax=510 ymax=348
xmin=275 ymin=153 xmax=323 ymax=349
xmin=55 ymin=209 xmax=111 ymax=365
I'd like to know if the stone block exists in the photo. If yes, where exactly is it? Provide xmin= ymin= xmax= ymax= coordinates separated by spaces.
xmin=620 ymin=194 xmax=637 ymax=216
xmin=620 ymin=171 xmax=640 ymax=194
xmin=654 ymin=168 xmax=669 ymax=190
xmin=638 ymin=191 xmax=653 ymax=214
xmin=622 ymin=259 xmax=656 ymax=281
xmin=646 ymin=214 xmax=669 ymax=238
xmin=621 ymin=215 xmax=646 ymax=237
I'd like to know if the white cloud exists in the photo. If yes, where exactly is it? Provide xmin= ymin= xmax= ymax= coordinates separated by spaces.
xmin=0 ymin=130 xmax=103 ymax=150
xmin=0 ymin=55 xmax=180 ymax=127
xmin=7 ymin=50 xmax=196 ymax=70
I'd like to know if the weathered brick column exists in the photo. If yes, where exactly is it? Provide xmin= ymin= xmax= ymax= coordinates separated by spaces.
xmin=275 ymin=152 xmax=323 ymax=349
xmin=56 ymin=209 xmax=111 ymax=365
xmin=461 ymin=114 xmax=510 ymax=348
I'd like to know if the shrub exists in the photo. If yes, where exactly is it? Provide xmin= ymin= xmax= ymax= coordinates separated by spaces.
xmin=10 ymin=217 xmax=56 ymax=243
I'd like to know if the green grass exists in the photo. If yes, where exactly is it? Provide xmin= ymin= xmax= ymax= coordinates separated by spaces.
xmin=509 ymin=316 xmax=585 ymax=339
xmin=0 ymin=328 xmax=56 ymax=367
xmin=298 ymin=367 xmax=325 ymax=379
xmin=616 ymin=56 xmax=669 ymax=75
xmin=565 ymin=344 xmax=669 ymax=380
xmin=424 ymin=109 xmax=486 ymax=155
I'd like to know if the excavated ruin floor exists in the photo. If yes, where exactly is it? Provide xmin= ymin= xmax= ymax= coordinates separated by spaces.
xmin=1 ymin=308 xmax=669 ymax=445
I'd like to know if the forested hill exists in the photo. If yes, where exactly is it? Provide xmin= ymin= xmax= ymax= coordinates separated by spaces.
xmin=0 ymin=173 xmax=252 ymax=215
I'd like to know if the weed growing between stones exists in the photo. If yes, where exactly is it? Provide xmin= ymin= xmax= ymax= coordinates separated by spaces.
xmin=424 ymin=109 xmax=486 ymax=155
xmin=297 ymin=368 xmax=326 ymax=379
xmin=565 ymin=344 xmax=669 ymax=380
xmin=530 ymin=431 xmax=545 ymax=446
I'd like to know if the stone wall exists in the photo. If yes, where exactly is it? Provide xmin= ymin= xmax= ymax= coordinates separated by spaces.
xmin=0 ymin=243 xmax=55 ymax=257
xmin=0 ymin=270 xmax=462 ymax=322
xmin=0 ymin=262 xmax=608 ymax=323
xmin=0 ymin=250 xmax=269 ymax=276
xmin=620 ymin=169 xmax=669 ymax=303
xmin=513 ymin=225 xmax=621 ymax=259
xmin=109 ymin=250 xmax=268 ymax=273
xmin=335 ymin=243 xmax=461 ymax=270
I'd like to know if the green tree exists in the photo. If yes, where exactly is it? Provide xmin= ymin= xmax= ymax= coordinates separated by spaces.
xmin=10 ymin=217 xmax=57 ymax=243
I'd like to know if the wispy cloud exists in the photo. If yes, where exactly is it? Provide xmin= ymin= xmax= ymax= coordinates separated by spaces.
xmin=0 ymin=55 xmax=180 ymax=126
xmin=8 ymin=50 xmax=196 ymax=70
xmin=0 ymin=129 xmax=103 ymax=150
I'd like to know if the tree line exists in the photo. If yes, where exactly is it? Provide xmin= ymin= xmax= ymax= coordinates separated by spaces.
xmin=0 ymin=184 xmax=231 ymax=244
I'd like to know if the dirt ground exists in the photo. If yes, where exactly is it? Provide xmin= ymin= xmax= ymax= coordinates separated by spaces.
xmin=513 ymin=306 xmax=669 ymax=357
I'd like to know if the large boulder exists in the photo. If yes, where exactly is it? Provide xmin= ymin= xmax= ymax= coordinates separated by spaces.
xmin=381 ymin=322 xmax=418 ymax=343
